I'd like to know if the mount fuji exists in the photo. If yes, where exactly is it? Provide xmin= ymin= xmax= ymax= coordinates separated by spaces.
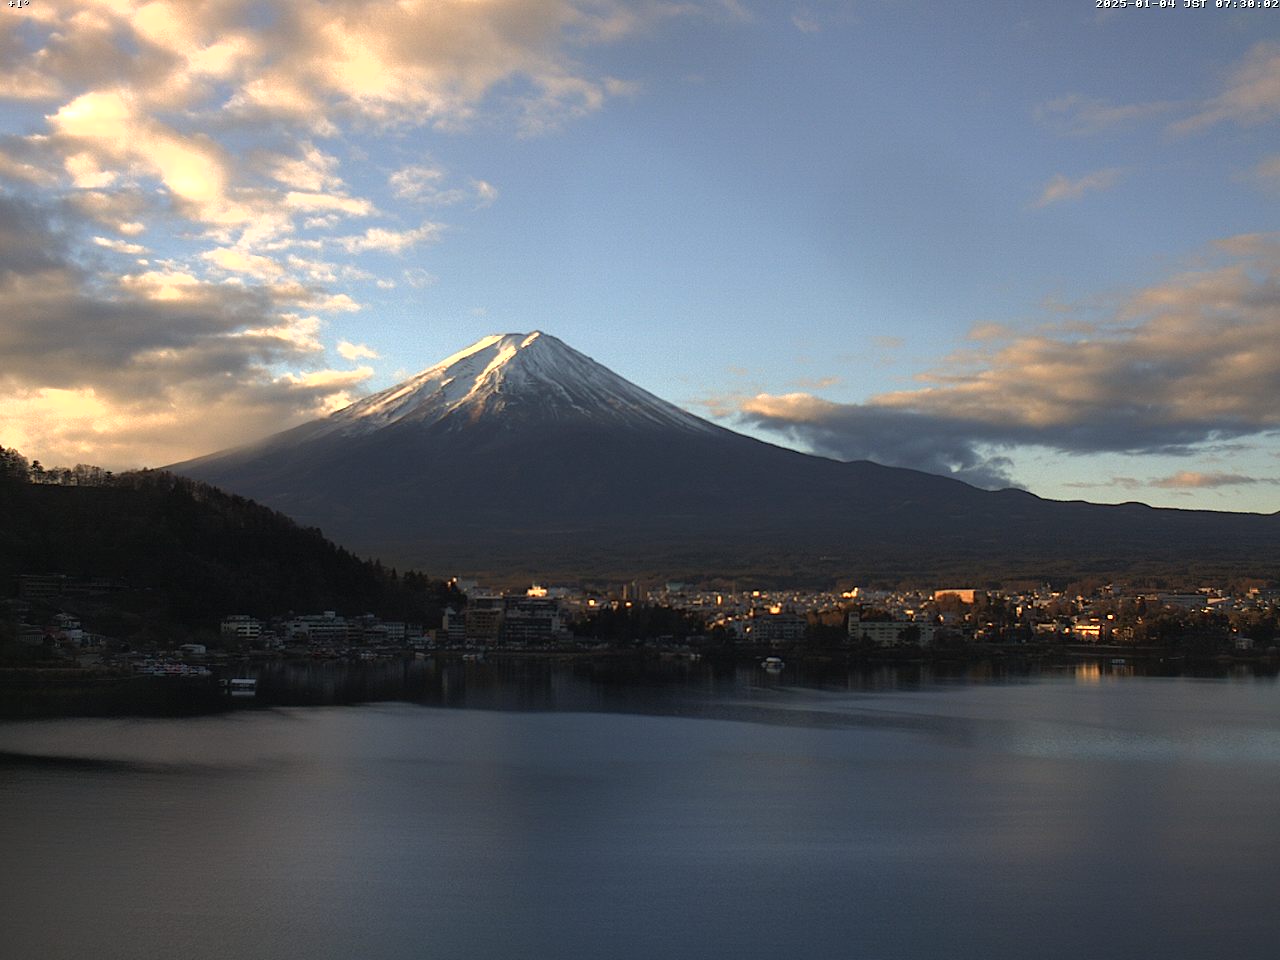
xmin=261 ymin=331 xmax=718 ymax=440
xmin=170 ymin=332 xmax=1280 ymax=583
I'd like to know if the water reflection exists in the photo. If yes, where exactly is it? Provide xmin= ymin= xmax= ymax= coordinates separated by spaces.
xmin=246 ymin=655 xmax=1277 ymax=715
xmin=1076 ymin=661 xmax=1102 ymax=683
xmin=3 ymin=654 xmax=1275 ymax=720
xmin=1072 ymin=660 xmax=1141 ymax=682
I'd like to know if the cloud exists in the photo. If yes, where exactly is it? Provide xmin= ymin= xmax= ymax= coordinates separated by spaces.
xmin=49 ymin=89 xmax=258 ymax=225
xmin=1034 ymin=168 xmax=1124 ymax=208
xmin=222 ymin=0 xmax=654 ymax=133
xmin=0 ymin=377 xmax=373 ymax=472
xmin=719 ymin=392 xmax=1021 ymax=488
xmin=283 ymin=191 xmax=375 ymax=217
xmin=202 ymin=247 xmax=286 ymax=280
xmin=336 ymin=340 xmax=379 ymax=361
xmin=389 ymin=162 xmax=501 ymax=208
xmin=790 ymin=376 xmax=841 ymax=390
xmin=1062 ymin=472 xmax=1280 ymax=492
xmin=284 ymin=255 xmax=374 ymax=284
xmin=8 ymin=1 xmax=658 ymax=129
xmin=1151 ymin=471 xmax=1280 ymax=489
xmin=403 ymin=268 xmax=439 ymax=289
xmin=268 ymin=143 xmax=343 ymax=192
xmin=274 ymin=288 xmax=361 ymax=313
xmin=966 ymin=323 xmax=1013 ymax=342
xmin=0 ymin=142 xmax=60 ymax=186
xmin=337 ymin=223 xmax=444 ymax=254
xmin=791 ymin=11 xmax=822 ymax=33
xmin=1174 ymin=42 xmax=1280 ymax=133
xmin=716 ymin=234 xmax=1280 ymax=487
xmin=0 ymin=194 xmax=372 ymax=469
xmin=92 ymin=236 xmax=149 ymax=256
xmin=1041 ymin=43 xmax=1280 ymax=139
xmin=1062 ymin=477 xmax=1143 ymax=491
xmin=471 ymin=179 xmax=500 ymax=207
xmin=390 ymin=163 xmax=457 ymax=202
xmin=64 ymin=190 xmax=150 ymax=235
xmin=1034 ymin=95 xmax=1175 ymax=136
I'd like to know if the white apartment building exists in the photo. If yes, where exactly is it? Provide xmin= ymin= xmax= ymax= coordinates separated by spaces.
xmin=221 ymin=615 xmax=262 ymax=641
xmin=848 ymin=610 xmax=938 ymax=647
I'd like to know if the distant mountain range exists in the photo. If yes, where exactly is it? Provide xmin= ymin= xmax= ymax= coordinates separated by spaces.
xmin=170 ymin=332 xmax=1280 ymax=585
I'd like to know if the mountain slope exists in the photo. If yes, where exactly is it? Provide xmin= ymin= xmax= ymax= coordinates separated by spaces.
xmin=170 ymin=332 xmax=1280 ymax=584
xmin=0 ymin=463 xmax=457 ymax=639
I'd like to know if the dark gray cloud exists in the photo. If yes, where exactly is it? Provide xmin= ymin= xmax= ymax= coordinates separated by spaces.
xmin=0 ymin=194 xmax=72 ymax=273
xmin=733 ymin=402 xmax=1021 ymax=489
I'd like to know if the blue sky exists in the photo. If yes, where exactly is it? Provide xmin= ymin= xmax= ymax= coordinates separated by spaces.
xmin=2 ymin=1 xmax=1280 ymax=511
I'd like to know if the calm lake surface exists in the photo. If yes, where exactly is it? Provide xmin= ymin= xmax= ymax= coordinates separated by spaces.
xmin=2 ymin=662 xmax=1278 ymax=959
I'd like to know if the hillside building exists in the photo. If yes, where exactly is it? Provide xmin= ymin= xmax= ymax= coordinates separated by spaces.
xmin=749 ymin=610 xmax=807 ymax=645
xmin=847 ymin=608 xmax=938 ymax=647
xmin=501 ymin=595 xmax=567 ymax=645
xmin=221 ymin=615 xmax=262 ymax=642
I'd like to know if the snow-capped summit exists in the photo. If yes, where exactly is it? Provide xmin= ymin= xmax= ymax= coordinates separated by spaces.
xmin=322 ymin=331 xmax=715 ymax=437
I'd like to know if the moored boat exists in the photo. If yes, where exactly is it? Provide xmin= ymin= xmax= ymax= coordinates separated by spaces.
xmin=223 ymin=677 xmax=257 ymax=698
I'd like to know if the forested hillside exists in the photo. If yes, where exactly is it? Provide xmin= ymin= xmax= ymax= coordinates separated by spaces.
xmin=0 ymin=446 xmax=457 ymax=640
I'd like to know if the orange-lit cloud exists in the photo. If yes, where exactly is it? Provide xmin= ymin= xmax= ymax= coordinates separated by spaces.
xmin=1151 ymin=471 xmax=1279 ymax=489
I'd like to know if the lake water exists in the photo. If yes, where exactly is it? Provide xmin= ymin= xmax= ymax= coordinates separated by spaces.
xmin=2 ymin=662 xmax=1278 ymax=959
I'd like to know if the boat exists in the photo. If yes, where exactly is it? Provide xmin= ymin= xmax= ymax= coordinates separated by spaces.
xmin=761 ymin=656 xmax=785 ymax=671
xmin=133 ymin=660 xmax=212 ymax=678
xmin=223 ymin=677 xmax=257 ymax=698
